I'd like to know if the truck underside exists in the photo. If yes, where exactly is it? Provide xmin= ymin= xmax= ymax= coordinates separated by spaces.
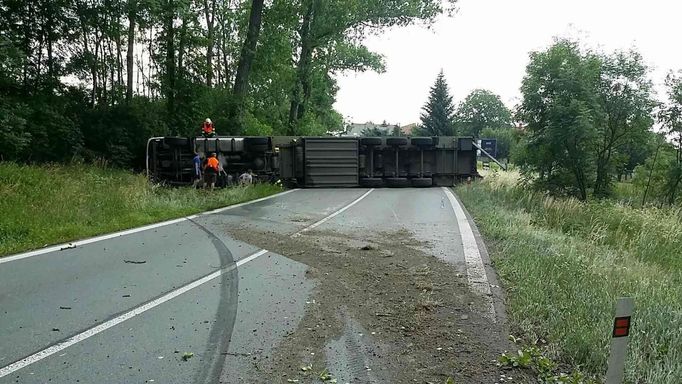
xmin=146 ymin=136 xmax=479 ymax=187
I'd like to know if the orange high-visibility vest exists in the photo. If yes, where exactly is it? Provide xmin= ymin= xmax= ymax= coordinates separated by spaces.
xmin=206 ymin=157 xmax=219 ymax=171
xmin=202 ymin=122 xmax=214 ymax=135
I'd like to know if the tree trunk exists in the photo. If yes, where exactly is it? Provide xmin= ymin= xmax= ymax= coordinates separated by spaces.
xmin=164 ymin=0 xmax=176 ymax=131
xmin=642 ymin=143 xmax=661 ymax=206
xmin=126 ymin=3 xmax=136 ymax=102
xmin=668 ymin=175 xmax=681 ymax=206
xmin=203 ymin=0 xmax=216 ymax=87
xmin=594 ymin=150 xmax=611 ymax=198
xmin=288 ymin=0 xmax=315 ymax=134
xmin=178 ymin=16 xmax=187 ymax=74
xmin=230 ymin=0 xmax=265 ymax=129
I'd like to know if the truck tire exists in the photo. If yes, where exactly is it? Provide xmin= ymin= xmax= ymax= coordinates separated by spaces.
xmin=411 ymin=137 xmax=433 ymax=146
xmin=360 ymin=137 xmax=382 ymax=146
xmin=411 ymin=177 xmax=433 ymax=187
xmin=386 ymin=137 xmax=408 ymax=146
xmin=385 ymin=177 xmax=410 ymax=187
xmin=164 ymin=137 xmax=189 ymax=147
xmin=359 ymin=177 xmax=384 ymax=188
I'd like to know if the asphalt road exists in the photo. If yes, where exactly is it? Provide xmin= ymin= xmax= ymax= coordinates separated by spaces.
xmin=0 ymin=188 xmax=499 ymax=383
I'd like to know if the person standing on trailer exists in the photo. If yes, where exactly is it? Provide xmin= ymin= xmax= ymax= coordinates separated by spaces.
xmin=202 ymin=118 xmax=215 ymax=137
xmin=204 ymin=153 xmax=220 ymax=190
xmin=192 ymin=152 xmax=203 ymax=188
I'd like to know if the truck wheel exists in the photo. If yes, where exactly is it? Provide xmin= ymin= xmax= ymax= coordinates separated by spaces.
xmin=359 ymin=177 xmax=384 ymax=187
xmin=386 ymin=137 xmax=408 ymax=146
xmin=411 ymin=177 xmax=433 ymax=187
xmin=385 ymin=177 xmax=410 ymax=187
xmin=360 ymin=137 xmax=382 ymax=146
xmin=410 ymin=137 xmax=433 ymax=146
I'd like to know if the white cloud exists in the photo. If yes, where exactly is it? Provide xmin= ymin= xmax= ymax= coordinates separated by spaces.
xmin=334 ymin=0 xmax=681 ymax=125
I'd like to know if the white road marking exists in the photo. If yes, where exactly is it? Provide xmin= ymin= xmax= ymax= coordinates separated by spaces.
xmin=0 ymin=189 xmax=297 ymax=265
xmin=291 ymin=189 xmax=374 ymax=237
xmin=0 ymin=249 xmax=269 ymax=378
xmin=442 ymin=187 xmax=496 ymax=322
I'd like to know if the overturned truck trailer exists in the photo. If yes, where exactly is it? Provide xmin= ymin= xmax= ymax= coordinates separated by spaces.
xmin=146 ymin=136 xmax=479 ymax=187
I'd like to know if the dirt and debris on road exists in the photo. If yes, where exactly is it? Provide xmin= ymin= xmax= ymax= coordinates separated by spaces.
xmin=225 ymin=226 xmax=514 ymax=384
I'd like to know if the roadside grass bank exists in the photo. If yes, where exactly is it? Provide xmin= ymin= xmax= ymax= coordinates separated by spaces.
xmin=0 ymin=162 xmax=283 ymax=257
xmin=456 ymin=171 xmax=682 ymax=383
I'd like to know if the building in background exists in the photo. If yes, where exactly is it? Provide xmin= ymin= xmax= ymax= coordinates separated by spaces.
xmin=400 ymin=123 xmax=418 ymax=136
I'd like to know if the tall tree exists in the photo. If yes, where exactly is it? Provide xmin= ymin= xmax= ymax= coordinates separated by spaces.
xmin=126 ymin=0 xmax=138 ymax=102
xmin=593 ymin=50 xmax=655 ymax=197
xmin=229 ymin=0 xmax=265 ymax=130
xmin=455 ymin=89 xmax=512 ymax=137
xmin=658 ymin=71 xmax=682 ymax=204
xmin=517 ymin=40 xmax=602 ymax=201
xmin=287 ymin=0 xmax=457 ymax=133
xmin=419 ymin=70 xmax=456 ymax=136
xmin=203 ymin=0 xmax=218 ymax=87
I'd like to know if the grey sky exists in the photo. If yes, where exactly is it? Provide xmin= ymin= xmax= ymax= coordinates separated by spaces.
xmin=334 ymin=0 xmax=681 ymax=126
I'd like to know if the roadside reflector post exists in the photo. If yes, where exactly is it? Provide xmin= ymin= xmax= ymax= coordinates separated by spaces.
xmin=606 ymin=297 xmax=634 ymax=384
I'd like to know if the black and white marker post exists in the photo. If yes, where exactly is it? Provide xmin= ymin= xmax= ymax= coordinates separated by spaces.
xmin=606 ymin=297 xmax=634 ymax=384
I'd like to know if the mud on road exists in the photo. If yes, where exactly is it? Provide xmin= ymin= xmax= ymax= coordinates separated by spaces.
xmin=225 ymin=226 xmax=511 ymax=384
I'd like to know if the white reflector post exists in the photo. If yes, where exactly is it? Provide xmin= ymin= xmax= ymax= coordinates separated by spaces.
xmin=606 ymin=297 xmax=634 ymax=384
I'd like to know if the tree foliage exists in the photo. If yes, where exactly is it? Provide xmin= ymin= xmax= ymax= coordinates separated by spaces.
xmin=0 ymin=0 xmax=457 ymax=166
xmin=593 ymin=50 xmax=655 ymax=197
xmin=516 ymin=40 xmax=602 ymax=200
xmin=515 ymin=40 xmax=661 ymax=201
xmin=419 ymin=70 xmax=456 ymax=136
xmin=456 ymin=89 xmax=513 ymax=138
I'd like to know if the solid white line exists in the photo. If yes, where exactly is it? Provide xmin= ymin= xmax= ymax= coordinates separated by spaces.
xmin=0 ymin=249 xmax=269 ymax=378
xmin=290 ymin=189 xmax=374 ymax=237
xmin=0 ymin=189 xmax=297 ymax=265
xmin=442 ymin=187 xmax=496 ymax=322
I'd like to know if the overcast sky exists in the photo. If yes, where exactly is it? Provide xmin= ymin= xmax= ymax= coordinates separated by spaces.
xmin=333 ymin=0 xmax=681 ymax=126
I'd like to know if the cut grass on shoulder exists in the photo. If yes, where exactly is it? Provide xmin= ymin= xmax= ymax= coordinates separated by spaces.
xmin=457 ymin=170 xmax=682 ymax=384
xmin=0 ymin=162 xmax=283 ymax=257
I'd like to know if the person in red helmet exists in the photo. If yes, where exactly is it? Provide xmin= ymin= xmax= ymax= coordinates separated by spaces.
xmin=202 ymin=118 xmax=215 ymax=137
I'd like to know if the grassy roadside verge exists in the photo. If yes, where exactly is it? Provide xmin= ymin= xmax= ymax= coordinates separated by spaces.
xmin=456 ymin=171 xmax=682 ymax=383
xmin=0 ymin=162 xmax=283 ymax=257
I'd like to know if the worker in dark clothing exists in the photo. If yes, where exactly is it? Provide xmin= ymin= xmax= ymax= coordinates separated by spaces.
xmin=204 ymin=153 xmax=219 ymax=190
xmin=192 ymin=152 xmax=203 ymax=188
xmin=202 ymin=118 xmax=215 ymax=137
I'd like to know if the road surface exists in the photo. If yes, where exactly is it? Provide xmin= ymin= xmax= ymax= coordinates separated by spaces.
xmin=0 ymin=188 xmax=507 ymax=383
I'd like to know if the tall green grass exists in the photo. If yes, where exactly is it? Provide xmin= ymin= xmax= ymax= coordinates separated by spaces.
xmin=0 ymin=162 xmax=283 ymax=256
xmin=457 ymin=171 xmax=682 ymax=383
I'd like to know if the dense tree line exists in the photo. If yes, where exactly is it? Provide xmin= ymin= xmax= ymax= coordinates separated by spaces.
xmin=0 ymin=0 xmax=456 ymax=167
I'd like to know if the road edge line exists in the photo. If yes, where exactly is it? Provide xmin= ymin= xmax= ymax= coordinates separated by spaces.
xmin=290 ymin=189 xmax=374 ymax=237
xmin=0 ymin=189 xmax=297 ymax=265
xmin=442 ymin=187 xmax=496 ymax=322
xmin=0 ymin=249 xmax=269 ymax=378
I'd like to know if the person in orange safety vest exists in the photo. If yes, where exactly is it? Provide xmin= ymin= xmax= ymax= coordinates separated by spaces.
xmin=203 ymin=153 xmax=220 ymax=190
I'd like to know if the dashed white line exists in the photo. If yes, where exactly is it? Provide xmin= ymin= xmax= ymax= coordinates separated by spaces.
xmin=442 ymin=187 xmax=496 ymax=322
xmin=291 ymin=189 xmax=374 ymax=237
xmin=0 ymin=189 xmax=297 ymax=265
xmin=0 ymin=249 xmax=269 ymax=378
